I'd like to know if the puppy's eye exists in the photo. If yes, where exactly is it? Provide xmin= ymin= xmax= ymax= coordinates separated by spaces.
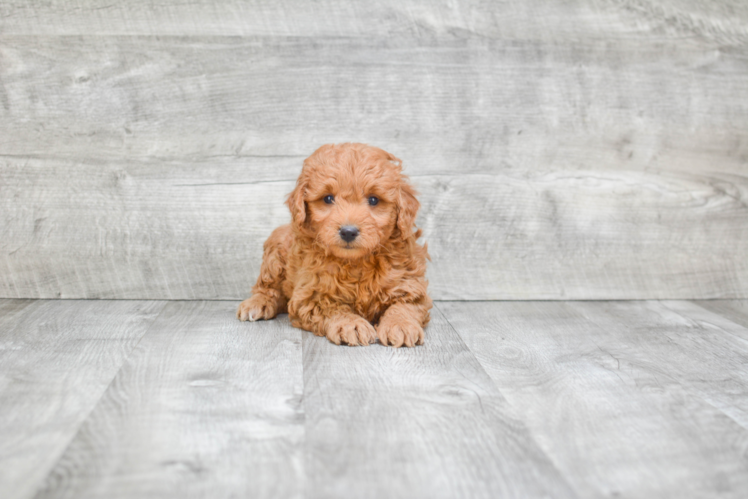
xmin=323 ymin=195 xmax=335 ymax=204
xmin=368 ymin=196 xmax=379 ymax=206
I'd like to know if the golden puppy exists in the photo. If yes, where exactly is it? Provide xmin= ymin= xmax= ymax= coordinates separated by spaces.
xmin=237 ymin=143 xmax=431 ymax=347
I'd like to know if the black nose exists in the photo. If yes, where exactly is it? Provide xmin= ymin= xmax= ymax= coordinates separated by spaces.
xmin=339 ymin=225 xmax=359 ymax=243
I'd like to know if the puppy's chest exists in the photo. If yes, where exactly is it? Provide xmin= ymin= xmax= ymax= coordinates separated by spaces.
xmin=324 ymin=262 xmax=392 ymax=307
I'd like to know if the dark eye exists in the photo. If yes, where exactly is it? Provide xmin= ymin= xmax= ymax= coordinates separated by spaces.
xmin=323 ymin=195 xmax=334 ymax=204
xmin=368 ymin=196 xmax=379 ymax=206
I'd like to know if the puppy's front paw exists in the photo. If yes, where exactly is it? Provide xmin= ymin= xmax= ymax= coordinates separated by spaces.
xmin=325 ymin=314 xmax=377 ymax=346
xmin=377 ymin=318 xmax=424 ymax=348
xmin=237 ymin=294 xmax=278 ymax=322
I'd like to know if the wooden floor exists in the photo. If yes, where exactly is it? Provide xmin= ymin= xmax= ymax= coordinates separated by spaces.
xmin=1 ymin=299 xmax=747 ymax=498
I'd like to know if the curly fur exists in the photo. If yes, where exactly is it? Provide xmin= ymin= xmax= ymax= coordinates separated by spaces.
xmin=237 ymin=143 xmax=432 ymax=347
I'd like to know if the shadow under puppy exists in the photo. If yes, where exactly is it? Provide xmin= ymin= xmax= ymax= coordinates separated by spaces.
xmin=237 ymin=143 xmax=432 ymax=347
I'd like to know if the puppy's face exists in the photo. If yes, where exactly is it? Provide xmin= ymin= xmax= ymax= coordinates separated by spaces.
xmin=288 ymin=144 xmax=419 ymax=259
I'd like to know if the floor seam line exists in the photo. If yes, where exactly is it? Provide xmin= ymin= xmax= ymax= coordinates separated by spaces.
xmin=431 ymin=302 xmax=581 ymax=497
xmin=30 ymin=300 xmax=171 ymax=498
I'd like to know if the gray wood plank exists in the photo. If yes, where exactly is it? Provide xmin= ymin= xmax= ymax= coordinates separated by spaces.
xmin=0 ymin=298 xmax=36 ymax=326
xmin=2 ymin=156 xmax=747 ymax=300
xmin=1 ymin=0 xmax=746 ymax=45
xmin=301 ymin=307 xmax=574 ymax=498
xmin=419 ymin=169 xmax=748 ymax=300
xmin=693 ymin=300 xmax=748 ymax=330
xmin=0 ymin=299 xmax=166 ymax=498
xmin=653 ymin=300 xmax=748 ymax=428
xmin=437 ymin=300 xmax=748 ymax=497
xmin=36 ymin=302 xmax=304 ymax=498
xmin=1 ymin=35 xmax=746 ymax=171
xmin=1 ymin=157 xmax=296 ymax=300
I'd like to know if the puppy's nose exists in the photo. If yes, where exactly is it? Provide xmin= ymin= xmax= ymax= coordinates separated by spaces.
xmin=339 ymin=225 xmax=359 ymax=243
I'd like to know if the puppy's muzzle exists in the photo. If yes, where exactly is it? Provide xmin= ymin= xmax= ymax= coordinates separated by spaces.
xmin=339 ymin=225 xmax=359 ymax=243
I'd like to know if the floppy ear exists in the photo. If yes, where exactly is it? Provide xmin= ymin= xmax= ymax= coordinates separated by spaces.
xmin=396 ymin=179 xmax=420 ymax=238
xmin=286 ymin=177 xmax=307 ymax=226
xmin=378 ymin=150 xmax=420 ymax=237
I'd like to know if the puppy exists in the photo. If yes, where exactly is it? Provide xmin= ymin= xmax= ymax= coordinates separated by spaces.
xmin=237 ymin=143 xmax=431 ymax=347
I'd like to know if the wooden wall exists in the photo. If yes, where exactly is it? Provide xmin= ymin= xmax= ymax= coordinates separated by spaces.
xmin=1 ymin=0 xmax=747 ymax=300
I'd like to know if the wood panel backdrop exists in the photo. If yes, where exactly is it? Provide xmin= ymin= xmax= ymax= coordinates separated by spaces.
xmin=1 ymin=0 xmax=747 ymax=300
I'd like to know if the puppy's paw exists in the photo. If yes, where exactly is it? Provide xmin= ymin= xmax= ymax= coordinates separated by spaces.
xmin=325 ymin=314 xmax=377 ymax=346
xmin=377 ymin=318 xmax=424 ymax=348
xmin=237 ymin=294 xmax=278 ymax=322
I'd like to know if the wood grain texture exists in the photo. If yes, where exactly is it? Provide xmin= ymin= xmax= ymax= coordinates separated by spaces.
xmin=1 ymin=157 xmax=296 ymax=300
xmin=693 ymin=300 xmax=748 ymax=329
xmin=437 ymin=300 xmax=748 ymax=497
xmin=655 ymin=300 xmax=748 ymax=428
xmin=420 ymin=168 xmax=748 ymax=299
xmin=2 ymin=298 xmax=748 ymax=497
xmin=2 ymin=2 xmax=748 ymax=301
xmin=2 ymin=157 xmax=747 ymax=300
xmin=301 ymin=307 xmax=573 ymax=498
xmin=36 ymin=302 xmax=304 ymax=498
xmin=0 ymin=299 xmax=165 ymax=498
xmin=1 ymin=0 xmax=747 ymax=45
xmin=2 ymin=35 xmax=747 ymax=167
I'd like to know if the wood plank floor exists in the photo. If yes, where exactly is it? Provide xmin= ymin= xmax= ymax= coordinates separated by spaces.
xmin=1 ymin=299 xmax=747 ymax=498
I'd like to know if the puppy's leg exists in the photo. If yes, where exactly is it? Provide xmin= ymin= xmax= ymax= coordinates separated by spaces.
xmin=377 ymin=303 xmax=430 ymax=348
xmin=289 ymin=295 xmax=377 ymax=346
xmin=237 ymin=226 xmax=290 ymax=322
xmin=323 ymin=311 xmax=378 ymax=346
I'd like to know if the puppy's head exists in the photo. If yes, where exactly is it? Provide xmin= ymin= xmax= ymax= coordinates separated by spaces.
xmin=287 ymin=143 xmax=420 ymax=259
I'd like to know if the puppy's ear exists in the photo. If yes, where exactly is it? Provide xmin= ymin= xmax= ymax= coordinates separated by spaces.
xmin=396 ymin=179 xmax=420 ymax=238
xmin=286 ymin=177 xmax=307 ymax=226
